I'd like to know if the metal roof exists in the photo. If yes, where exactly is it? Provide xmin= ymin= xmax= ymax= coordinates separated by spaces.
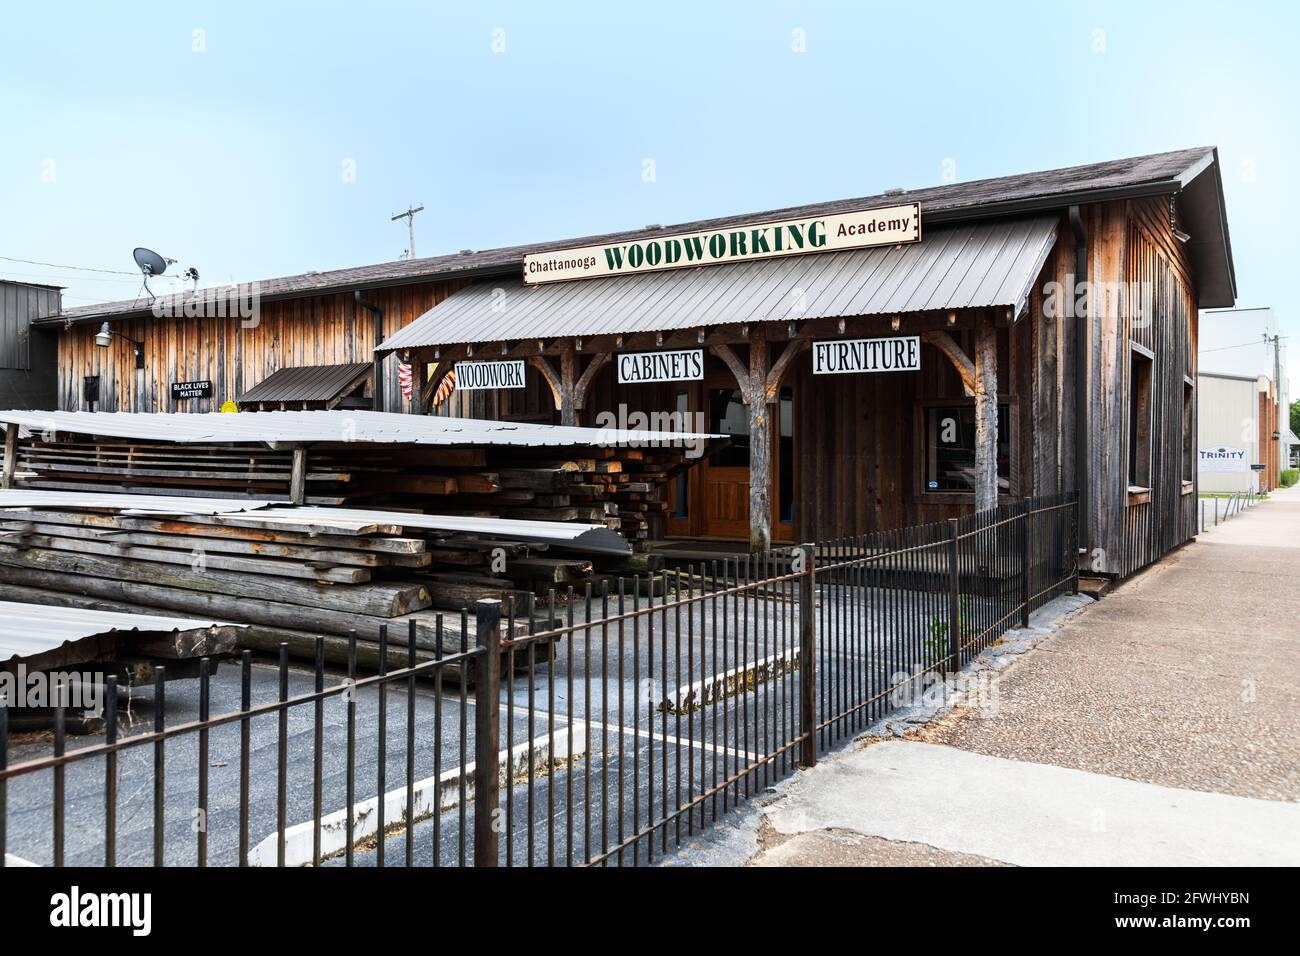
xmin=0 ymin=489 xmax=631 ymax=555
xmin=0 ymin=408 xmax=717 ymax=448
xmin=0 ymin=601 xmax=242 ymax=666
xmin=237 ymin=363 xmax=372 ymax=408
xmin=377 ymin=216 xmax=1059 ymax=353
xmin=45 ymin=147 xmax=1233 ymax=325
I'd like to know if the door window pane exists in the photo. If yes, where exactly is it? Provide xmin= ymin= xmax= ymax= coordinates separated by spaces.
xmin=708 ymin=388 xmax=750 ymax=467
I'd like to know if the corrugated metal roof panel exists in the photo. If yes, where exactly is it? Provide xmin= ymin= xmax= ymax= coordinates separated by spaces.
xmin=0 ymin=600 xmax=242 ymax=665
xmin=377 ymin=217 xmax=1059 ymax=353
xmin=237 ymin=363 xmax=372 ymax=406
xmin=0 ymin=408 xmax=718 ymax=448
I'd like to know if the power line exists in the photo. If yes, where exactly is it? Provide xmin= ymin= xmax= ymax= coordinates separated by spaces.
xmin=1201 ymin=336 xmax=1288 ymax=354
xmin=0 ymin=269 xmax=142 ymax=286
xmin=0 ymin=254 xmax=139 ymax=277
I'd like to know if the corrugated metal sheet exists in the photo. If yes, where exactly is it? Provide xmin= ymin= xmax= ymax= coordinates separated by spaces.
xmin=0 ymin=600 xmax=241 ymax=665
xmin=0 ymin=490 xmax=272 ymax=514
xmin=1 ymin=280 xmax=61 ymax=370
xmin=377 ymin=217 xmax=1059 ymax=353
xmin=49 ymin=148 xmax=1216 ymax=324
xmin=0 ymin=489 xmax=631 ymax=554
xmin=237 ymin=363 xmax=372 ymax=407
xmin=0 ymin=408 xmax=716 ymax=447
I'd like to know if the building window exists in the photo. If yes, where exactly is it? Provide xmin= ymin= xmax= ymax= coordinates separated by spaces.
xmin=1182 ymin=380 xmax=1194 ymax=482
xmin=1129 ymin=350 xmax=1154 ymax=488
xmin=923 ymin=404 xmax=1010 ymax=493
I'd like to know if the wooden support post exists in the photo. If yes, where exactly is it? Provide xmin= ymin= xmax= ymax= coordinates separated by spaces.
xmin=473 ymin=599 xmax=502 ymax=867
xmin=2 ymin=423 xmax=16 ymax=490
xmin=408 ymin=358 xmax=427 ymax=415
xmin=973 ymin=312 xmax=999 ymax=512
xmin=559 ymin=347 xmax=578 ymax=426
xmin=289 ymin=447 xmax=307 ymax=505
xmin=711 ymin=325 xmax=774 ymax=553
xmin=532 ymin=346 xmax=597 ymax=426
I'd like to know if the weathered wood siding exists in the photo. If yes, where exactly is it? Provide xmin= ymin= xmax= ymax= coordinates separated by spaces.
xmin=1116 ymin=197 xmax=1199 ymax=575
xmin=57 ymin=280 xmax=468 ymax=414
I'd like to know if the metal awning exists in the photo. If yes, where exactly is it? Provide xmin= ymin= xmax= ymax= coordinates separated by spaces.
xmin=237 ymin=363 xmax=371 ymax=409
xmin=377 ymin=216 xmax=1059 ymax=354
xmin=0 ymin=408 xmax=717 ymax=449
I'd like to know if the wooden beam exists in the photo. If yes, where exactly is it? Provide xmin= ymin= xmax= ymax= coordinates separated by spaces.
xmin=746 ymin=325 xmax=773 ymax=553
xmin=2 ymin=423 xmax=16 ymax=490
xmin=921 ymin=330 xmax=976 ymax=395
xmin=408 ymin=357 xmax=428 ymax=415
xmin=573 ymin=352 xmax=611 ymax=411
xmin=764 ymin=337 xmax=808 ymax=403
xmin=973 ymin=312 xmax=999 ymax=511
xmin=528 ymin=353 xmax=564 ymax=412
xmin=289 ymin=446 xmax=308 ymax=505
xmin=422 ymin=346 xmax=467 ymax=409
xmin=710 ymin=343 xmax=750 ymax=400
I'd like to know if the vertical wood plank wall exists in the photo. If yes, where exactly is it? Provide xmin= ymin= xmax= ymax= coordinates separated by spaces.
xmin=56 ymin=280 xmax=468 ymax=414
xmin=1117 ymin=197 xmax=1199 ymax=576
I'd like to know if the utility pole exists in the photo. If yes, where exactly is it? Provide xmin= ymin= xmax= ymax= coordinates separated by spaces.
xmin=391 ymin=204 xmax=425 ymax=259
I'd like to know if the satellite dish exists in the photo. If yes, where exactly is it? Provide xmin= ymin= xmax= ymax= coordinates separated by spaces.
xmin=133 ymin=247 xmax=168 ymax=277
xmin=132 ymin=247 xmax=172 ymax=302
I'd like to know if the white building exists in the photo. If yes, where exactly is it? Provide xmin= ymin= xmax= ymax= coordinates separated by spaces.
xmin=1198 ymin=307 xmax=1292 ymax=488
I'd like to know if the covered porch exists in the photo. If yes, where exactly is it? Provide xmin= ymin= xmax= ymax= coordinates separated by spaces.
xmin=375 ymin=215 xmax=1060 ymax=551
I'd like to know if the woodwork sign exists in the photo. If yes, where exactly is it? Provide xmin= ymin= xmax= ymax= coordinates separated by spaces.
xmin=171 ymin=380 xmax=213 ymax=400
xmin=616 ymin=349 xmax=704 ymax=384
xmin=454 ymin=359 xmax=526 ymax=390
xmin=812 ymin=336 xmax=921 ymax=375
xmin=523 ymin=203 xmax=921 ymax=284
xmin=1198 ymin=446 xmax=1248 ymax=473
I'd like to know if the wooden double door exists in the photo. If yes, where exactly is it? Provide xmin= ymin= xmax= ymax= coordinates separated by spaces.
xmin=666 ymin=374 xmax=795 ymax=543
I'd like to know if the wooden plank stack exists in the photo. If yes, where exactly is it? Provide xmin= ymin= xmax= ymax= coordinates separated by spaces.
xmin=13 ymin=435 xmax=699 ymax=547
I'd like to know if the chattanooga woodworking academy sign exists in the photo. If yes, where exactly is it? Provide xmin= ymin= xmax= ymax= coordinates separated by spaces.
xmin=617 ymin=349 xmax=704 ymax=384
xmin=454 ymin=360 xmax=527 ymax=390
xmin=812 ymin=336 xmax=921 ymax=375
xmin=523 ymin=203 xmax=921 ymax=285
xmin=170 ymin=380 xmax=212 ymax=400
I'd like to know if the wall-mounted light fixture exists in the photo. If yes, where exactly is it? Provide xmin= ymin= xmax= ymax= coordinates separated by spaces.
xmin=93 ymin=321 xmax=144 ymax=369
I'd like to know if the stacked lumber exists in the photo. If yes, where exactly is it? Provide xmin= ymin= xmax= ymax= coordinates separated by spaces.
xmin=13 ymin=435 xmax=701 ymax=547
xmin=0 ymin=503 xmax=535 ymax=670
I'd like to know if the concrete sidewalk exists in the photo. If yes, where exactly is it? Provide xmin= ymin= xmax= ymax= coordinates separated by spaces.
xmin=735 ymin=486 xmax=1300 ymax=866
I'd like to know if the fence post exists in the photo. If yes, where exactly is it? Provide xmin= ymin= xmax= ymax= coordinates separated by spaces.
xmin=1020 ymin=498 xmax=1032 ymax=628
xmin=947 ymin=519 xmax=961 ymax=673
xmin=473 ymin=599 xmax=502 ymax=867
xmin=798 ymin=543 xmax=817 ymax=768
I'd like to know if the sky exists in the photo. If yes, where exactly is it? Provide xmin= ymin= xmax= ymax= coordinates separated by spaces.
xmin=1 ymin=0 xmax=1297 ymax=384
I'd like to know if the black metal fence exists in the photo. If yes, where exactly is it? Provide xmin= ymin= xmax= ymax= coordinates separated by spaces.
xmin=0 ymin=493 xmax=1076 ymax=868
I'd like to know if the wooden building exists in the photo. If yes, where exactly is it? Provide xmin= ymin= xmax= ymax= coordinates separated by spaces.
xmin=33 ymin=148 xmax=1237 ymax=576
